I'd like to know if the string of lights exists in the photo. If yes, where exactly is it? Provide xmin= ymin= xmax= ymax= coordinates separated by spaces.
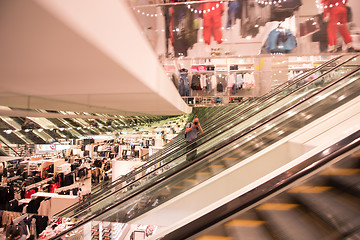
xmin=132 ymin=0 xmax=348 ymax=18
xmin=256 ymin=0 xmax=287 ymax=5
xmin=133 ymin=8 xmax=162 ymax=18
xmin=186 ymin=1 xmax=222 ymax=14
xmin=315 ymin=0 xmax=347 ymax=9
xmin=132 ymin=1 xmax=225 ymax=18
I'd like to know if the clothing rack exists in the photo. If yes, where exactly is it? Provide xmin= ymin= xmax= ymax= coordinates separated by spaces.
xmin=7 ymin=175 xmax=22 ymax=183
xmin=24 ymin=178 xmax=53 ymax=191
xmin=12 ymin=213 xmax=32 ymax=224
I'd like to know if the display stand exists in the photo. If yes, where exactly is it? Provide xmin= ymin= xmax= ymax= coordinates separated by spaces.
xmin=57 ymin=163 xmax=71 ymax=174
xmin=111 ymin=160 xmax=144 ymax=182
xmin=31 ymin=192 xmax=78 ymax=216
xmin=42 ymin=158 xmax=65 ymax=176
xmin=148 ymin=147 xmax=163 ymax=157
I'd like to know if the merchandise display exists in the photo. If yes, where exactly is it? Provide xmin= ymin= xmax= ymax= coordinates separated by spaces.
xmin=0 ymin=1 xmax=359 ymax=239
xmin=0 ymin=115 xmax=186 ymax=237
xmin=164 ymin=55 xmax=335 ymax=105
xmin=130 ymin=0 xmax=359 ymax=58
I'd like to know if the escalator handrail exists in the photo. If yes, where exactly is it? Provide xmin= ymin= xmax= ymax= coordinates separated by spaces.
xmin=51 ymin=66 xmax=360 ymax=240
xmin=58 ymin=55 xmax=350 ymax=216
xmin=0 ymin=138 xmax=21 ymax=156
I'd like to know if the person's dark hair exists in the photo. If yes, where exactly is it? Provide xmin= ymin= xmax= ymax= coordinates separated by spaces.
xmin=6 ymin=225 xmax=23 ymax=239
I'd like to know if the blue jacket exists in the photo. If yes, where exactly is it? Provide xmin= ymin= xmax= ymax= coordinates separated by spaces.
xmin=265 ymin=28 xmax=297 ymax=53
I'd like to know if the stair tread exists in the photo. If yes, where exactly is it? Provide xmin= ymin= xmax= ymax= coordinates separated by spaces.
xmin=222 ymin=157 xmax=237 ymax=161
xmin=288 ymin=186 xmax=332 ymax=193
xmin=196 ymin=236 xmax=232 ymax=240
xmin=321 ymin=168 xmax=360 ymax=175
xmin=183 ymin=179 xmax=197 ymax=182
xmin=225 ymin=219 xmax=265 ymax=227
xmin=256 ymin=203 xmax=298 ymax=210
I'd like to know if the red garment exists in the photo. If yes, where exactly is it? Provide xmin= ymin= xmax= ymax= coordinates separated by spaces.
xmin=25 ymin=189 xmax=35 ymax=198
xmin=199 ymin=1 xmax=224 ymax=45
xmin=49 ymin=184 xmax=57 ymax=193
xmin=322 ymin=0 xmax=352 ymax=47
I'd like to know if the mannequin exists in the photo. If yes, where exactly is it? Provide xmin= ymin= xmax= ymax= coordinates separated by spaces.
xmin=321 ymin=0 xmax=354 ymax=52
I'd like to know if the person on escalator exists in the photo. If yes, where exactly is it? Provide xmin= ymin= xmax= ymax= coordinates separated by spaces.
xmin=185 ymin=117 xmax=203 ymax=161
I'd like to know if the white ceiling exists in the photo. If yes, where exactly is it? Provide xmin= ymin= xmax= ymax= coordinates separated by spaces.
xmin=0 ymin=0 xmax=191 ymax=116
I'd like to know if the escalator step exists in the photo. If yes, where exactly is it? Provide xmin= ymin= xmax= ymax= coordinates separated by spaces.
xmin=329 ymin=174 xmax=360 ymax=197
xmin=256 ymin=203 xmax=327 ymax=240
xmin=197 ymin=172 xmax=212 ymax=181
xmin=195 ymin=236 xmax=232 ymax=240
xmin=225 ymin=220 xmax=265 ymax=227
xmin=321 ymin=168 xmax=360 ymax=175
xmin=183 ymin=179 xmax=197 ymax=182
xmin=224 ymin=220 xmax=272 ymax=240
xmin=288 ymin=186 xmax=332 ymax=193
xmin=222 ymin=157 xmax=237 ymax=161
xmin=256 ymin=203 xmax=298 ymax=210
xmin=290 ymin=186 xmax=360 ymax=236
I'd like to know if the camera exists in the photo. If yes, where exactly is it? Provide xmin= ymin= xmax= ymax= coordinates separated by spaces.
xmin=194 ymin=121 xmax=198 ymax=126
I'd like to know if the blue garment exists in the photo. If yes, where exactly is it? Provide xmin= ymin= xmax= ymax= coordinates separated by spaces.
xmin=226 ymin=1 xmax=242 ymax=28
xmin=265 ymin=28 xmax=297 ymax=53
xmin=178 ymin=69 xmax=190 ymax=96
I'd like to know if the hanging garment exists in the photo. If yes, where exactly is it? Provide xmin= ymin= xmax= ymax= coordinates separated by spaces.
xmin=178 ymin=69 xmax=190 ymax=96
xmin=170 ymin=2 xmax=198 ymax=57
xmin=270 ymin=0 xmax=302 ymax=21
xmin=216 ymin=82 xmax=223 ymax=92
xmin=265 ymin=28 xmax=297 ymax=53
xmin=227 ymin=74 xmax=236 ymax=89
xmin=226 ymin=0 xmax=242 ymax=28
xmin=210 ymin=75 xmax=217 ymax=90
xmin=322 ymin=0 xmax=352 ymax=49
xmin=216 ymin=76 xmax=227 ymax=93
xmin=241 ymin=0 xmax=271 ymax=38
xmin=205 ymin=75 xmax=213 ymax=92
xmin=32 ymin=215 xmax=48 ymax=237
xmin=30 ymin=218 xmax=37 ymax=239
xmin=199 ymin=1 xmax=224 ymax=45
xmin=200 ymin=74 xmax=207 ymax=89
xmin=162 ymin=2 xmax=171 ymax=55
xmin=312 ymin=13 xmax=329 ymax=52
xmin=191 ymin=74 xmax=202 ymax=90
xmin=236 ymin=74 xmax=243 ymax=89
xmin=243 ymin=73 xmax=255 ymax=89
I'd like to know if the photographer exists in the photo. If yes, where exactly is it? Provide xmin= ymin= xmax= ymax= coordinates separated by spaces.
xmin=185 ymin=117 xmax=203 ymax=161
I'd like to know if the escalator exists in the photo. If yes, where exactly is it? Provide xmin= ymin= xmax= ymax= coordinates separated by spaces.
xmin=45 ymin=117 xmax=82 ymax=139
xmin=51 ymin=55 xmax=360 ymax=239
xmin=24 ymin=115 xmax=69 ymax=140
xmin=0 ymin=118 xmax=29 ymax=144
xmin=166 ymin=131 xmax=360 ymax=240
xmin=59 ymin=54 xmax=350 ymax=209
xmin=11 ymin=117 xmax=51 ymax=143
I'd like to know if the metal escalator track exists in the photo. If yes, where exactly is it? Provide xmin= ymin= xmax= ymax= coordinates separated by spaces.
xmin=51 ymin=56 xmax=360 ymax=239
xmin=57 ymin=55 xmax=352 ymax=217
